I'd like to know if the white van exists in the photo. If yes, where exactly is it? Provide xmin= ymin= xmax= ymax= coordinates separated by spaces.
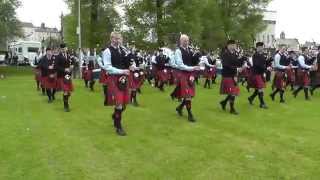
xmin=8 ymin=41 xmax=41 ymax=65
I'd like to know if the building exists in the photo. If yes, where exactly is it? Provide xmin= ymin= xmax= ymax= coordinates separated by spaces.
xmin=15 ymin=22 xmax=61 ymax=43
xmin=255 ymin=10 xmax=277 ymax=49
xmin=275 ymin=32 xmax=300 ymax=51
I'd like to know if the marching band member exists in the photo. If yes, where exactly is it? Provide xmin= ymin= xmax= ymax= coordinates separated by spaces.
xmin=174 ymin=34 xmax=201 ymax=122
xmin=270 ymin=46 xmax=290 ymax=103
xmin=155 ymin=49 xmax=170 ymax=91
xmin=293 ymin=47 xmax=315 ymax=100
xmin=247 ymin=42 xmax=268 ymax=109
xmin=201 ymin=52 xmax=216 ymax=89
xmin=103 ymin=32 xmax=131 ymax=136
xmin=310 ymin=47 xmax=320 ymax=95
xmin=56 ymin=44 xmax=74 ymax=112
xmin=39 ymin=48 xmax=57 ymax=103
xmin=97 ymin=49 xmax=109 ymax=106
xmin=219 ymin=40 xmax=242 ymax=115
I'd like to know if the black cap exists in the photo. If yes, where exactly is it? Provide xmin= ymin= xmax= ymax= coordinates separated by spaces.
xmin=60 ymin=43 xmax=66 ymax=48
xmin=256 ymin=42 xmax=264 ymax=47
xmin=227 ymin=40 xmax=236 ymax=45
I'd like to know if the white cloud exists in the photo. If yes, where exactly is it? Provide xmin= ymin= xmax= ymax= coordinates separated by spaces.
xmin=17 ymin=0 xmax=69 ymax=29
xmin=268 ymin=0 xmax=320 ymax=43
xmin=16 ymin=0 xmax=320 ymax=43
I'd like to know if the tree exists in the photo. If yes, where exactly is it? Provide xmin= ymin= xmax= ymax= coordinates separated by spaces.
xmin=0 ymin=0 xmax=22 ymax=50
xmin=126 ymin=0 xmax=205 ymax=49
xmin=200 ymin=0 xmax=272 ymax=50
xmin=126 ymin=0 xmax=272 ymax=50
xmin=63 ymin=0 xmax=120 ymax=50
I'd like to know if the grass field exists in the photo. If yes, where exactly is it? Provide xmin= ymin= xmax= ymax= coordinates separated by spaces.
xmin=1 ymin=67 xmax=320 ymax=180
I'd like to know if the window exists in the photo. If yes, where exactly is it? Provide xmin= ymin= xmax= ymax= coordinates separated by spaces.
xmin=18 ymin=47 xmax=22 ymax=53
xmin=28 ymin=47 xmax=39 ymax=53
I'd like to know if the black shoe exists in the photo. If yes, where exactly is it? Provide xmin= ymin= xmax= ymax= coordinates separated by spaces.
xmin=260 ymin=104 xmax=268 ymax=109
xmin=306 ymin=97 xmax=311 ymax=101
xmin=270 ymin=94 xmax=275 ymax=101
xmin=112 ymin=114 xmax=116 ymax=128
xmin=310 ymin=89 xmax=314 ymax=96
xmin=220 ymin=101 xmax=227 ymax=111
xmin=170 ymin=94 xmax=175 ymax=101
xmin=292 ymin=92 xmax=297 ymax=98
xmin=230 ymin=110 xmax=239 ymax=115
xmin=188 ymin=115 xmax=196 ymax=123
xmin=248 ymin=97 xmax=254 ymax=105
xmin=133 ymin=101 xmax=139 ymax=107
xmin=48 ymin=99 xmax=53 ymax=103
xmin=64 ymin=107 xmax=70 ymax=112
xmin=280 ymin=99 xmax=285 ymax=103
xmin=116 ymin=128 xmax=127 ymax=136
xmin=176 ymin=107 xmax=183 ymax=116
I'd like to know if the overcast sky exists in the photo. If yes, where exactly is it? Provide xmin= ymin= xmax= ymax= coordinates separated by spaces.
xmin=16 ymin=0 xmax=320 ymax=43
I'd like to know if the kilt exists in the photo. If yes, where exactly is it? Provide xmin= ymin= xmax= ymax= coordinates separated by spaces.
xmin=99 ymin=69 xmax=108 ymax=85
xmin=175 ymin=71 xmax=196 ymax=98
xmin=34 ymin=68 xmax=41 ymax=81
xmin=204 ymin=67 xmax=216 ymax=79
xmin=295 ymin=69 xmax=310 ymax=87
xmin=152 ymin=64 xmax=158 ymax=78
xmin=81 ymin=67 xmax=87 ymax=79
xmin=156 ymin=68 xmax=170 ymax=82
xmin=56 ymin=77 xmax=63 ymax=91
xmin=286 ymin=68 xmax=295 ymax=84
xmin=129 ymin=71 xmax=144 ymax=90
xmin=239 ymin=68 xmax=250 ymax=78
xmin=168 ymin=67 xmax=175 ymax=85
xmin=249 ymin=74 xmax=266 ymax=89
xmin=84 ymin=70 xmax=93 ymax=81
xmin=220 ymin=77 xmax=240 ymax=96
xmin=273 ymin=71 xmax=286 ymax=90
xmin=40 ymin=76 xmax=46 ymax=86
xmin=171 ymin=69 xmax=181 ymax=85
xmin=62 ymin=81 xmax=74 ymax=92
xmin=44 ymin=75 xmax=57 ymax=89
xmin=311 ymin=70 xmax=320 ymax=86
xmin=107 ymin=75 xmax=130 ymax=106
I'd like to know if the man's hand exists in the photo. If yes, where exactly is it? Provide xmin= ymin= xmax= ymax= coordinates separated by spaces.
xmin=193 ymin=66 xmax=201 ymax=71
xmin=123 ymin=70 xmax=130 ymax=75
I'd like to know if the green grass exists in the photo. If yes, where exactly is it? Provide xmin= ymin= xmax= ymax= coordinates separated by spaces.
xmin=1 ymin=67 xmax=320 ymax=179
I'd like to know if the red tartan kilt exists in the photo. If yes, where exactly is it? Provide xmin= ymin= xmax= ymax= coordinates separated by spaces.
xmin=156 ymin=69 xmax=170 ymax=82
xmin=40 ymin=76 xmax=46 ymax=86
xmin=81 ymin=68 xmax=87 ymax=79
xmin=129 ymin=72 xmax=143 ymax=89
xmin=273 ymin=71 xmax=286 ymax=89
xmin=107 ymin=75 xmax=130 ymax=106
xmin=152 ymin=64 xmax=157 ymax=76
xmin=34 ymin=69 xmax=41 ymax=81
xmin=239 ymin=68 xmax=249 ymax=78
xmin=84 ymin=70 xmax=93 ymax=81
xmin=62 ymin=81 xmax=74 ymax=92
xmin=249 ymin=74 xmax=266 ymax=89
xmin=220 ymin=77 xmax=240 ymax=96
xmin=172 ymin=69 xmax=181 ymax=85
xmin=286 ymin=69 xmax=295 ymax=83
xmin=44 ymin=76 xmax=57 ymax=89
xmin=295 ymin=70 xmax=310 ymax=87
xmin=99 ymin=69 xmax=108 ymax=84
xmin=204 ymin=67 xmax=216 ymax=79
xmin=176 ymin=71 xmax=195 ymax=98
